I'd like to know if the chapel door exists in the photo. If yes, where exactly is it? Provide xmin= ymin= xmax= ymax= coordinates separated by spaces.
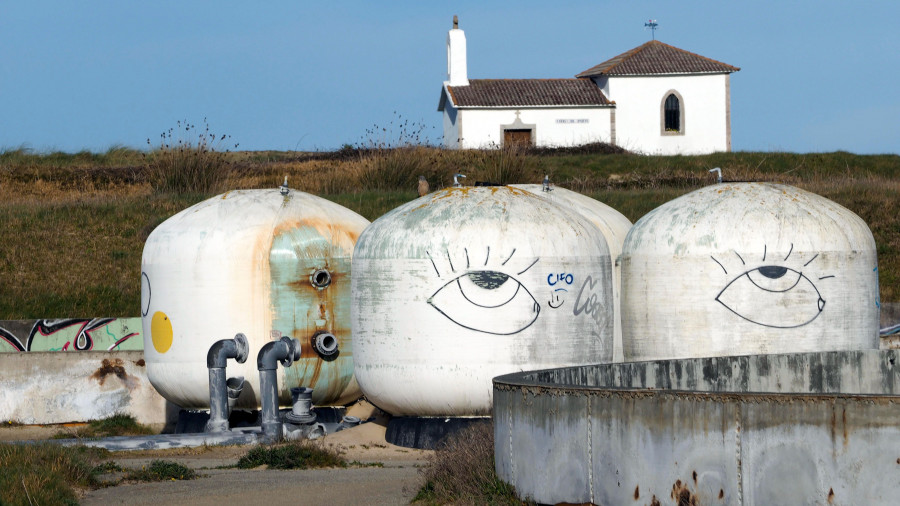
xmin=503 ymin=129 xmax=532 ymax=148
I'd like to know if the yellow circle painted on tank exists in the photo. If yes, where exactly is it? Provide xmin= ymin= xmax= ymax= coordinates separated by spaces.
xmin=151 ymin=311 xmax=173 ymax=354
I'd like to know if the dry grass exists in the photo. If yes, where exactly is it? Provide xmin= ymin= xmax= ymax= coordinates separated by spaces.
xmin=0 ymin=442 xmax=108 ymax=505
xmin=145 ymin=119 xmax=234 ymax=194
xmin=1 ymin=147 xmax=899 ymax=318
xmin=414 ymin=421 xmax=531 ymax=505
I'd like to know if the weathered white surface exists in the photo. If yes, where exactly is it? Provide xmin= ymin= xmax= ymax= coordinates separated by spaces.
xmin=446 ymin=25 xmax=468 ymax=86
xmin=494 ymin=350 xmax=900 ymax=505
xmin=621 ymin=183 xmax=879 ymax=361
xmin=511 ymin=185 xmax=632 ymax=361
xmin=141 ymin=189 xmax=369 ymax=409
xmin=0 ymin=351 xmax=171 ymax=425
xmin=352 ymin=186 xmax=614 ymax=416
xmin=594 ymin=73 xmax=732 ymax=155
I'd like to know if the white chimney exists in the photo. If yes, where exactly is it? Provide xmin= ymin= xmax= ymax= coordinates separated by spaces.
xmin=446 ymin=15 xmax=469 ymax=86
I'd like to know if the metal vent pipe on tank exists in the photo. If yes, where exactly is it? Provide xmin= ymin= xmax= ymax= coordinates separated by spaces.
xmin=257 ymin=335 xmax=302 ymax=442
xmin=205 ymin=333 xmax=249 ymax=433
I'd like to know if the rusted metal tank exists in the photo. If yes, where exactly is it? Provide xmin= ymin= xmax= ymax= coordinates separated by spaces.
xmin=621 ymin=182 xmax=879 ymax=361
xmin=352 ymin=186 xmax=614 ymax=417
xmin=511 ymin=184 xmax=632 ymax=361
xmin=141 ymin=188 xmax=369 ymax=409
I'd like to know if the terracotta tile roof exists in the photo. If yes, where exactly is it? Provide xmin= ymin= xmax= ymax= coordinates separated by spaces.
xmin=576 ymin=40 xmax=739 ymax=77
xmin=446 ymin=79 xmax=612 ymax=108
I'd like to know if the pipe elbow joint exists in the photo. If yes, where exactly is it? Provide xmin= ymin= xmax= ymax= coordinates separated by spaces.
xmin=207 ymin=333 xmax=250 ymax=368
xmin=257 ymin=335 xmax=301 ymax=370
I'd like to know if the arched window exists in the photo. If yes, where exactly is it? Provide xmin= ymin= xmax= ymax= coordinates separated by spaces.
xmin=664 ymin=94 xmax=680 ymax=132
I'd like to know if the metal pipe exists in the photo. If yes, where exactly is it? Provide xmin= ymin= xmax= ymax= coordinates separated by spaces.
xmin=205 ymin=333 xmax=249 ymax=433
xmin=284 ymin=387 xmax=316 ymax=424
xmin=311 ymin=331 xmax=339 ymax=359
xmin=226 ymin=376 xmax=245 ymax=415
xmin=257 ymin=335 xmax=302 ymax=442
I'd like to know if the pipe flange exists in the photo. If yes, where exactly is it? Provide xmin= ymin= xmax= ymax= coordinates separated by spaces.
xmin=278 ymin=336 xmax=302 ymax=368
xmin=311 ymin=331 xmax=339 ymax=359
xmin=284 ymin=411 xmax=317 ymax=425
xmin=233 ymin=333 xmax=249 ymax=364
xmin=310 ymin=269 xmax=331 ymax=289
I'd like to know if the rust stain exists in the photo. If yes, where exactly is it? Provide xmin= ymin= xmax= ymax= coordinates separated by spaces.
xmin=633 ymin=485 xmax=640 ymax=500
xmin=91 ymin=358 xmax=130 ymax=385
xmin=649 ymin=495 xmax=660 ymax=506
xmin=133 ymin=359 xmax=145 ymax=367
xmin=692 ymin=470 xmax=697 ymax=485
xmin=831 ymin=408 xmax=836 ymax=446
xmin=718 ymin=489 xmax=724 ymax=500
xmin=670 ymin=479 xmax=697 ymax=506
xmin=827 ymin=487 xmax=835 ymax=503
xmin=273 ymin=217 xmax=359 ymax=254
xmin=842 ymin=408 xmax=848 ymax=448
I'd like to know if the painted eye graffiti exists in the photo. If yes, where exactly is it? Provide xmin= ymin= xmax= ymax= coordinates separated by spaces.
xmin=428 ymin=271 xmax=540 ymax=335
xmin=712 ymin=246 xmax=830 ymax=329
xmin=427 ymin=248 xmax=540 ymax=335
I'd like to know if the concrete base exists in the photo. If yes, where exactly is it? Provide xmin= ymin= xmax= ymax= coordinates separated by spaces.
xmin=385 ymin=416 xmax=489 ymax=449
xmin=0 ymin=350 xmax=178 ymax=427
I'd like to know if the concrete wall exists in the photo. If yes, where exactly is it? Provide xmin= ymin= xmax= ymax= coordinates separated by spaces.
xmin=454 ymin=107 xmax=613 ymax=149
xmin=600 ymin=73 xmax=730 ymax=155
xmin=494 ymin=349 xmax=900 ymax=505
xmin=0 ymin=318 xmax=142 ymax=353
xmin=0 ymin=350 xmax=176 ymax=427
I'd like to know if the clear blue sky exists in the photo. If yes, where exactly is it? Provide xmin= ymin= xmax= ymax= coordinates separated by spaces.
xmin=3 ymin=1 xmax=898 ymax=154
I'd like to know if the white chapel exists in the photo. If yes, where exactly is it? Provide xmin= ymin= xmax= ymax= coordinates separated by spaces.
xmin=437 ymin=17 xmax=740 ymax=155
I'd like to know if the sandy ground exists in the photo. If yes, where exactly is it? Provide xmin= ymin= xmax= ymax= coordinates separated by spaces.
xmin=2 ymin=401 xmax=434 ymax=505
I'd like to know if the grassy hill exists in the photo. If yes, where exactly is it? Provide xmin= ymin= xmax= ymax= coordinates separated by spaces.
xmin=1 ymin=145 xmax=898 ymax=319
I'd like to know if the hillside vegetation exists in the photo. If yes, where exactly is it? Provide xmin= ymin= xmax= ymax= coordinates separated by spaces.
xmin=1 ymin=144 xmax=898 ymax=319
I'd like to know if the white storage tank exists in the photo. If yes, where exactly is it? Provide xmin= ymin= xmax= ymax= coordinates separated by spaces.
xmin=141 ymin=188 xmax=370 ymax=409
xmin=621 ymin=182 xmax=879 ymax=361
xmin=511 ymin=184 xmax=633 ymax=361
xmin=352 ymin=186 xmax=615 ymax=416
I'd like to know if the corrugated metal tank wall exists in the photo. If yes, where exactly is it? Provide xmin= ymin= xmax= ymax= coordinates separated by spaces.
xmin=141 ymin=189 xmax=370 ymax=409
xmin=620 ymin=182 xmax=879 ymax=361
xmin=352 ymin=186 xmax=615 ymax=416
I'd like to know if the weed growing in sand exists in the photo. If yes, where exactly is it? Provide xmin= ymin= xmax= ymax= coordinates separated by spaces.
xmin=123 ymin=460 xmax=197 ymax=481
xmin=237 ymin=441 xmax=347 ymax=470
xmin=53 ymin=414 xmax=155 ymax=440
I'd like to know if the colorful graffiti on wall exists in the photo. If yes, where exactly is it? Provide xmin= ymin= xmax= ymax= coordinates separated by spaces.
xmin=0 ymin=318 xmax=143 ymax=353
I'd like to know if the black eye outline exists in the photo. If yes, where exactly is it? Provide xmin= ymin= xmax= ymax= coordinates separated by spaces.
xmin=427 ymin=269 xmax=541 ymax=335
xmin=715 ymin=265 xmax=826 ymax=328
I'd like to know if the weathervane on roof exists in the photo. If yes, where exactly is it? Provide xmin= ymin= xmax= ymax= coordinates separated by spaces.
xmin=644 ymin=19 xmax=659 ymax=40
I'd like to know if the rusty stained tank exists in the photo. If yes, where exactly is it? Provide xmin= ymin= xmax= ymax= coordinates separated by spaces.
xmin=511 ymin=184 xmax=632 ymax=361
xmin=141 ymin=188 xmax=370 ymax=409
xmin=621 ymin=182 xmax=879 ymax=361
xmin=352 ymin=186 xmax=615 ymax=417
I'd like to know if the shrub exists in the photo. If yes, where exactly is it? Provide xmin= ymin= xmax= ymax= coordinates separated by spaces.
xmin=236 ymin=441 xmax=346 ymax=470
xmin=414 ymin=421 xmax=531 ymax=505
xmin=123 ymin=460 xmax=197 ymax=481
xmin=54 ymin=413 xmax=155 ymax=440
xmin=145 ymin=119 xmax=236 ymax=194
